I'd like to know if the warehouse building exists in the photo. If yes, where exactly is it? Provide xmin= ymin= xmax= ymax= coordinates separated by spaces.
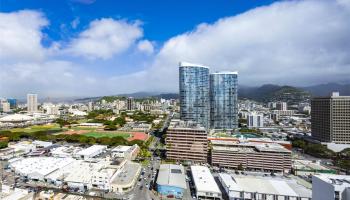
xmin=218 ymin=173 xmax=312 ymax=200
xmin=191 ymin=165 xmax=222 ymax=200
xmin=9 ymin=157 xmax=75 ymax=181
xmin=156 ymin=164 xmax=187 ymax=199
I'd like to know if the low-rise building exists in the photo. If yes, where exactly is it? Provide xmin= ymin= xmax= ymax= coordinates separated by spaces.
xmin=75 ymin=145 xmax=107 ymax=160
xmin=211 ymin=140 xmax=291 ymax=173
xmin=156 ymin=164 xmax=187 ymax=199
xmin=292 ymin=160 xmax=336 ymax=176
xmin=191 ymin=165 xmax=222 ymax=200
xmin=111 ymin=144 xmax=139 ymax=160
xmin=51 ymin=146 xmax=83 ymax=158
xmin=312 ymin=174 xmax=350 ymax=200
xmin=10 ymin=157 xmax=75 ymax=181
xmin=110 ymin=161 xmax=141 ymax=193
xmin=218 ymin=173 xmax=312 ymax=200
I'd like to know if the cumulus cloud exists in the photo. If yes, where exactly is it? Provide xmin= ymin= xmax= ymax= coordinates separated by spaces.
xmin=0 ymin=11 xmax=115 ymax=97
xmin=66 ymin=18 xmax=143 ymax=59
xmin=115 ymin=0 xmax=350 ymax=93
xmin=0 ymin=10 xmax=48 ymax=62
xmin=137 ymin=40 xmax=154 ymax=54
xmin=2 ymin=0 xmax=350 ymax=98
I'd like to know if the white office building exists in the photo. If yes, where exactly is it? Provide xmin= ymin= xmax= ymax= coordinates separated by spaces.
xmin=191 ymin=165 xmax=222 ymax=200
xmin=27 ymin=93 xmax=38 ymax=113
xmin=247 ymin=113 xmax=264 ymax=128
xmin=312 ymin=174 xmax=350 ymax=200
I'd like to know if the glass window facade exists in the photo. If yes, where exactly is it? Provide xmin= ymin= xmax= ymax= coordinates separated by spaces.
xmin=210 ymin=72 xmax=238 ymax=129
xmin=179 ymin=64 xmax=210 ymax=129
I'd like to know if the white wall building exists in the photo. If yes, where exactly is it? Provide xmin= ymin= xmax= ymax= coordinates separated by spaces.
xmin=75 ymin=145 xmax=107 ymax=160
xmin=276 ymin=102 xmax=287 ymax=111
xmin=1 ymin=102 xmax=11 ymax=112
xmin=312 ymin=174 xmax=350 ymax=200
xmin=27 ymin=93 xmax=38 ymax=113
xmin=43 ymin=103 xmax=59 ymax=115
xmin=191 ymin=165 xmax=222 ymax=200
xmin=111 ymin=145 xmax=139 ymax=160
xmin=247 ymin=113 xmax=264 ymax=128
xmin=10 ymin=157 xmax=75 ymax=181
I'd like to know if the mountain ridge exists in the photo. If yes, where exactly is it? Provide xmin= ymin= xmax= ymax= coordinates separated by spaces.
xmin=73 ymin=83 xmax=350 ymax=103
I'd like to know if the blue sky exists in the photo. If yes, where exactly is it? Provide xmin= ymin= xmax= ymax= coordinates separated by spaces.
xmin=1 ymin=0 xmax=277 ymax=43
xmin=1 ymin=0 xmax=350 ymax=98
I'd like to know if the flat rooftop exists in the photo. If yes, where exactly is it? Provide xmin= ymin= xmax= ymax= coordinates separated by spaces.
xmin=10 ymin=157 xmax=75 ymax=177
xmin=157 ymin=164 xmax=187 ymax=189
xmin=75 ymin=145 xmax=107 ymax=157
xmin=293 ymin=160 xmax=332 ymax=171
xmin=314 ymin=174 xmax=350 ymax=187
xmin=112 ymin=145 xmax=133 ymax=153
xmin=219 ymin=173 xmax=311 ymax=198
xmin=64 ymin=160 xmax=116 ymax=184
xmin=168 ymin=120 xmax=206 ymax=130
xmin=211 ymin=140 xmax=290 ymax=153
xmin=191 ymin=166 xmax=221 ymax=194
xmin=111 ymin=161 xmax=141 ymax=186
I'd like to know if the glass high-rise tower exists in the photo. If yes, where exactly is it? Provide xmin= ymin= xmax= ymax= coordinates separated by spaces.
xmin=179 ymin=62 xmax=210 ymax=129
xmin=210 ymin=72 xmax=238 ymax=130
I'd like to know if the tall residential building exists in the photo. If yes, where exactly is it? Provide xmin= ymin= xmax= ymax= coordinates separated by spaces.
xmin=210 ymin=72 xmax=238 ymax=130
xmin=311 ymin=92 xmax=350 ymax=144
xmin=166 ymin=120 xmax=208 ymax=164
xmin=127 ymin=97 xmax=134 ymax=110
xmin=0 ymin=102 xmax=11 ymax=112
xmin=88 ymin=102 xmax=93 ymax=111
xmin=247 ymin=113 xmax=264 ymax=128
xmin=27 ymin=93 xmax=38 ymax=113
xmin=179 ymin=62 xmax=210 ymax=129
xmin=0 ymin=101 xmax=10 ymax=112
xmin=276 ymin=101 xmax=287 ymax=111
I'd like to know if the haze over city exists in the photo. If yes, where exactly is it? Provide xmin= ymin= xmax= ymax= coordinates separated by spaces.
xmin=1 ymin=0 xmax=350 ymax=98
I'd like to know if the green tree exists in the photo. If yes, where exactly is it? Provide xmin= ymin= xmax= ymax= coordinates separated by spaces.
xmin=0 ymin=141 xmax=8 ymax=149
xmin=237 ymin=163 xmax=244 ymax=170
xmin=104 ymin=124 xmax=117 ymax=130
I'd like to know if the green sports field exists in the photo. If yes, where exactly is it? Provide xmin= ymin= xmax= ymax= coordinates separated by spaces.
xmin=82 ymin=132 xmax=130 ymax=138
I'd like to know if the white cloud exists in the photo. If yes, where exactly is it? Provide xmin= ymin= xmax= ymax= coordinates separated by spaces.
xmin=2 ymin=0 xmax=350 ymax=98
xmin=0 ymin=10 xmax=48 ymax=62
xmin=115 ymin=0 xmax=350 ymax=93
xmin=137 ymin=40 xmax=154 ymax=54
xmin=66 ymin=18 xmax=143 ymax=59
